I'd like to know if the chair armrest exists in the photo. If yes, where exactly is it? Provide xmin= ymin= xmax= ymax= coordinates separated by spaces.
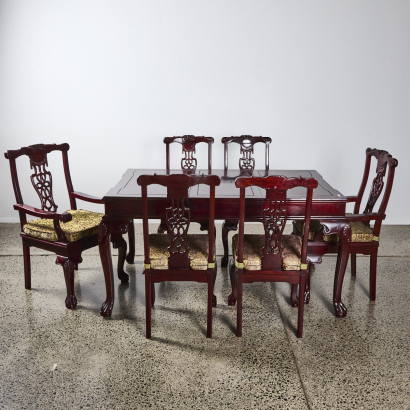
xmin=13 ymin=204 xmax=72 ymax=222
xmin=345 ymin=213 xmax=385 ymax=223
xmin=345 ymin=196 xmax=359 ymax=203
xmin=72 ymin=191 xmax=104 ymax=204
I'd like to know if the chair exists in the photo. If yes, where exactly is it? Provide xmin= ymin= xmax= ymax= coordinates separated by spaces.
xmin=164 ymin=135 xmax=214 ymax=175
xmin=4 ymin=143 xmax=133 ymax=309
xmin=138 ymin=173 xmax=220 ymax=339
xmin=292 ymin=148 xmax=398 ymax=301
xmin=159 ymin=135 xmax=214 ymax=234
xmin=228 ymin=175 xmax=318 ymax=338
xmin=220 ymin=135 xmax=272 ymax=266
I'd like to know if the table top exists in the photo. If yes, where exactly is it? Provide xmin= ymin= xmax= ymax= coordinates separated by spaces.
xmin=104 ymin=169 xmax=346 ymax=204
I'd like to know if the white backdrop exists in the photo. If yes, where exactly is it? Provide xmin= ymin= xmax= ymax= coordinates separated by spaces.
xmin=1 ymin=0 xmax=409 ymax=223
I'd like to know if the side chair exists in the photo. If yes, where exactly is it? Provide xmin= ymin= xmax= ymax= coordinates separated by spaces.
xmin=228 ymin=175 xmax=318 ymax=338
xmin=220 ymin=135 xmax=272 ymax=266
xmin=4 ymin=143 xmax=133 ymax=309
xmin=158 ymin=135 xmax=214 ymax=234
xmin=137 ymin=173 xmax=220 ymax=339
xmin=292 ymin=147 xmax=398 ymax=303
xmin=164 ymin=135 xmax=214 ymax=175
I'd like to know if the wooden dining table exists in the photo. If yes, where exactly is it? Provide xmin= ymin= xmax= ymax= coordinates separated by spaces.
xmin=98 ymin=169 xmax=352 ymax=318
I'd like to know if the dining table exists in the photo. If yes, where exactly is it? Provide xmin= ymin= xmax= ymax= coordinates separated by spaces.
xmin=98 ymin=168 xmax=352 ymax=319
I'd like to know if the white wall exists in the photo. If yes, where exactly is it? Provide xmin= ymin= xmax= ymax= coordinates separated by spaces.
xmin=1 ymin=0 xmax=409 ymax=223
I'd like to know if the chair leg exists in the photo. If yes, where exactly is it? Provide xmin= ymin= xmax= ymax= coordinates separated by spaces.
xmin=351 ymin=253 xmax=357 ymax=276
xmin=237 ymin=269 xmax=243 ymax=337
xmin=370 ymin=251 xmax=378 ymax=301
xmin=23 ymin=242 xmax=31 ymax=289
xmin=151 ymin=282 xmax=155 ymax=307
xmin=157 ymin=219 xmax=167 ymax=234
xmin=126 ymin=221 xmax=135 ymax=264
xmin=297 ymin=274 xmax=306 ymax=338
xmin=207 ymin=270 xmax=214 ymax=338
xmin=221 ymin=220 xmax=237 ymax=267
xmin=212 ymin=266 xmax=217 ymax=307
xmin=56 ymin=256 xmax=78 ymax=309
xmin=228 ymin=261 xmax=237 ymax=306
xmin=145 ymin=274 xmax=152 ymax=339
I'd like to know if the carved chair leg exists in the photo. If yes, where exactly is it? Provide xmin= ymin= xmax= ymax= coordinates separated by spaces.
xmin=126 ymin=221 xmax=135 ymax=264
xmin=157 ymin=219 xmax=167 ymax=234
xmin=145 ymin=274 xmax=152 ymax=339
xmin=112 ymin=233 xmax=129 ymax=283
xmin=74 ymin=256 xmax=83 ymax=271
xmin=236 ymin=269 xmax=243 ymax=337
xmin=370 ymin=251 xmax=378 ymax=301
xmin=228 ymin=260 xmax=237 ymax=306
xmin=221 ymin=220 xmax=238 ymax=267
xmin=56 ymin=256 xmax=79 ymax=309
xmin=207 ymin=271 xmax=213 ymax=338
xmin=297 ymin=273 xmax=306 ymax=338
xmin=351 ymin=253 xmax=357 ymax=276
xmin=23 ymin=241 xmax=31 ymax=289
xmin=291 ymin=284 xmax=298 ymax=307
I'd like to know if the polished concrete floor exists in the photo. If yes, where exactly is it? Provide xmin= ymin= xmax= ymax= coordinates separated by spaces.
xmin=0 ymin=223 xmax=409 ymax=409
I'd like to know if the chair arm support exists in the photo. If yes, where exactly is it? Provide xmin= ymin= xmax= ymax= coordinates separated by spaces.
xmin=345 ymin=196 xmax=359 ymax=203
xmin=13 ymin=204 xmax=73 ymax=222
xmin=71 ymin=191 xmax=104 ymax=204
xmin=345 ymin=213 xmax=385 ymax=223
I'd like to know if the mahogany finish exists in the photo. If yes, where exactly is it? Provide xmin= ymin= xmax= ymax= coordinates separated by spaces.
xmin=164 ymin=135 xmax=214 ymax=174
xmin=220 ymin=135 xmax=272 ymax=266
xmin=138 ymin=173 xmax=220 ymax=338
xmin=99 ymin=168 xmax=351 ymax=318
xmin=4 ymin=143 xmax=109 ymax=309
xmin=292 ymin=148 xmax=398 ymax=303
xmin=229 ymin=176 xmax=318 ymax=338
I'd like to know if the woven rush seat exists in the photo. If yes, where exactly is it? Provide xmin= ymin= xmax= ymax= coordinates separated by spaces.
xmin=232 ymin=234 xmax=302 ymax=271
xmin=23 ymin=210 xmax=103 ymax=242
xmin=294 ymin=219 xmax=374 ymax=243
xmin=149 ymin=234 xmax=215 ymax=270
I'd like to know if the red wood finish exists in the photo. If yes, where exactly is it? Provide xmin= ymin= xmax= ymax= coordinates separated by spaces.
xmin=137 ymin=173 xmax=220 ymax=338
xmin=229 ymin=175 xmax=318 ymax=338
xmin=4 ymin=143 xmax=110 ymax=309
xmin=293 ymin=148 xmax=398 ymax=304
xmin=99 ymin=168 xmax=350 ymax=318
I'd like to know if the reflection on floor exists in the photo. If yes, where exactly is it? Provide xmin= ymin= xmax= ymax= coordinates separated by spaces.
xmin=0 ymin=223 xmax=409 ymax=409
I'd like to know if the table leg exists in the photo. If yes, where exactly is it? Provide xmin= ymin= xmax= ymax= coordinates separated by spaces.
xmin=98 ymin=216 xmax=132 ymax=317
xmin=321 ymin=221 xmax=351 ymax=318
xmin=221 ymin=220 xmax=238 ymax=267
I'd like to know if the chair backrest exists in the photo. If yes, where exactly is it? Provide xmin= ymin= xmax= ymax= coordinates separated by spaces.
xmin=164 ymin=135 xmax=214 ymax=174
xmin=4 ymin=143 xmax=77 ymax=227
xmin=221 ymin=135 xmax=272 ymax=175
xmin=354 ymin=148 xmax=398 ymax=235
xmin=137 ymin=173 xmax=221 ymax=269
xmin=235 ymin=175 xmax=318 ymax=270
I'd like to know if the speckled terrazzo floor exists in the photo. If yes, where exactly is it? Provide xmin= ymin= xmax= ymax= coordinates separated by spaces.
xmin=0 ymin=224 xmax=409 ymax=409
